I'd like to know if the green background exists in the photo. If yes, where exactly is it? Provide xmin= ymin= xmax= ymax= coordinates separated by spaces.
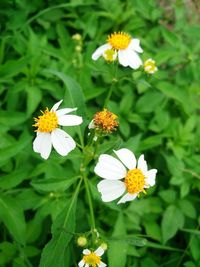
xmin=0 ymin=0 xmax=200 ymax=266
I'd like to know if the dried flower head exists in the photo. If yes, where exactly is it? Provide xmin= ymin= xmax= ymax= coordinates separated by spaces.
xmin=90 ymin=109 xmax=118 ymax=133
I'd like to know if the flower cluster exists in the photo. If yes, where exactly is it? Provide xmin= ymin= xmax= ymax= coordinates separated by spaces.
xmin=32 ymin=30 xmax=158 ymax=267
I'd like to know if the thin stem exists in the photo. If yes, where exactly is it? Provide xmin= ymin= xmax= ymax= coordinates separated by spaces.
xmin=103 ymin=62 xmax=118 ymax=108
xmin=176 ymin=223 xmax=200 ymax=267
xmin=81 ymin=169 xmax=96 ymax=241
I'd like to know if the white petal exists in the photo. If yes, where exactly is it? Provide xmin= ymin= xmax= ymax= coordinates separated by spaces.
xmin=145 ymin=169 xmax=157 ymax=187
xmin=56 ymin=108 xmax=77 ymax=117
xmin=83 ymin=249 xmax=91 ymax=255
xmin=126 ymin=49 xmax=142 ymax=69
xmin=88 ymin=120 xmax=95 ymax=129
xmin=94 ymin=247 xmax=104 ymax=256
xmin=51 ymin=100 xmax=63 ymax=111
xmin=137 ymin=154 xmax=148 ymax=173
xmin=78 ymin=260 xmax=85 ymax=267
xmin=33 ymin=132 xmax=52 ymax=160
xmin=85 ymin=265 xmax=89 ymax=267
xmin=99 ymin=261 xmax=107 ymax=267
xmin=114 ymin=148 xmax=136 ymax=170
xmin=58 ymin=115 xmax=83 ymax=126
xmin=118 ymin=50 xmax=129 ymax=67
xmin=117 ymin=193 xmax=137 ymax=204
xmin=129 ymin=39 xmax=143 ymax=53
xmin=94 ymin=154 xmax=126 ymax=180
xmin=97 ymin=180 xmax=125 ymax=202
xmin=51 ymin=129 xmax=76 ymax=156
xmin=92 ymin=44 xmax=112 ymax=60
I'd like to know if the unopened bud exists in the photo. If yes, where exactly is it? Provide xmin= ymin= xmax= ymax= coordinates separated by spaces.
xmin=77 ymin=236 xmax=87 ymax=247
xmin=101 ymin=243 xmax=108 ymax=250
xmin=72 ymin=33 xmax=82 ymax=41
xmin=75 ymin=45 xmax=82 ymax=52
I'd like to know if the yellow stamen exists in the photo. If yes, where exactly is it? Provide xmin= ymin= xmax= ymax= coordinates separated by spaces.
xmin=93 ymin=109 xmax=118 ymax=133
xmin=83 ymin=252 xmax=101 ymax=267
xmin=107 ymin=32 xmax=131 ymax=50
xmin=33 ymin=108 xmax=58 ymax=133
xmin=125 ymin=169 xmax=146 ymax=194
xmin=103 ymin=49 xmax=116 ymax=62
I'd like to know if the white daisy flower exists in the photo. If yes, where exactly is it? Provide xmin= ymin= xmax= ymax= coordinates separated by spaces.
xmin=33 ymin=100 xmax=83 ymax=160
xmin=92 ymin=31 xmax=143 ymax=69
xmin=144 ymin=58 xmax=158 ymax=74
xmin=94 ymin=148 xmax=157 ymax=204
xmin=78 ymin=246 xmax=106 ymax=267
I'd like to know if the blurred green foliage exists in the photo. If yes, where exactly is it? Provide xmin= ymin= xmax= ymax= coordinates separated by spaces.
xmin=0 ymin=0 xmax=200 ymax=266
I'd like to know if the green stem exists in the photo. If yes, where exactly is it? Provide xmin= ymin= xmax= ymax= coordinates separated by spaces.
xmin=104 ymin=62 xmax=118 ymax=108
xmin=81 ymin=169 xmax=96 ymax=240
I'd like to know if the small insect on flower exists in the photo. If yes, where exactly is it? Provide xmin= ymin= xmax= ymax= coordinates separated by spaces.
xmin=89 ymin=109 xmax=118 ymax=134
xmin=33 ymin=100 xmax=83 ymax=159
xmin=92 ymin=31 xmax=143 ymax=69
xmin=94 ymin=148 xmax=157 ymax=204
xmin=79 ymin=246 xmax=106 ymax=267
xmin=143 ymin=58 xmax=158 ymax=74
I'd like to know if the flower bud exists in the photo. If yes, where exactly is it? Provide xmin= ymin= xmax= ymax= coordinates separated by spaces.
xmin=101 ymin=242 xmax=108 ymax=250
xmin=77 ymin=236 xmax=87 ymax=247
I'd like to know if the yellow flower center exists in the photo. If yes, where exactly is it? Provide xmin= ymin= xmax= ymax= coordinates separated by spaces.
xmin=83 ymin=252 xmax=101 ymax=267
xmin=125 ymin=169 xmax=146 ymax=194
xmin=144 ymin=59 xmax=157 ymax=74
xmin=33 ymin=108 xmax=58 ymax=132
xmin=107 ymin=32 xmax=131 ymax=50
xmin=93 ymin=109 xmax=118 ymax=133
xmin=103 ymin=49 xmax=116 ymax=62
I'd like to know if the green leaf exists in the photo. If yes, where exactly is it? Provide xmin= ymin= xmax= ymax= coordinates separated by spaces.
xmin=0 ymin=132 xmax=31 ymax=163
xmin=0 ymin=56 xmax=30 ymax=78
xmin=31 ymin=176 xmax=78 ymax=192
xmin=140 ymin=135 xmax=163 ymax=151
xmin=0 ymin=168 xmax=30 ymax=189
xmin=0 ymin=195 xmax=26 ymax=245
xmin=143 ymin=222 xmax=161 ymax=242
xmin=0 ymin=111 xmax=27 ymax=127
xmin=26 ymin=86 xmax=42 ymax=115
xmin=39 ymin=179 xmax=81 ymax=267
xmin=161 ymin=205 xmax=185 ymax=243
xmin=136 ymin=91 xmax=165 ymax=113
xmin=43 ymin=69 xmax=86 ymax=146
xmin=108 ymin=213 xmax=127 ymax=267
